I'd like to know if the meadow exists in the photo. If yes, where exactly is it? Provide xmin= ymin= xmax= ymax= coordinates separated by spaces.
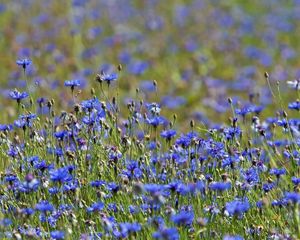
xmin=0 ymin=0 xmax=300 ymax=239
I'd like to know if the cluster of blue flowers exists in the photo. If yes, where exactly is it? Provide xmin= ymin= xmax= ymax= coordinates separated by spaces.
xmin=0 ymin=0 xmax=300 ymax=239
xmin=0 ymin=56 xmax=299 ymax=239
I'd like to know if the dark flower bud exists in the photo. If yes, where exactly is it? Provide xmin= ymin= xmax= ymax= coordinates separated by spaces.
xmin=117 ymin=64 xmax=122 ymax=72
xmin=264 ymin=72 xmax=269 ymax=79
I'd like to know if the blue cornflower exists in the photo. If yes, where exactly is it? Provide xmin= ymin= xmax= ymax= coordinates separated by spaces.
xmin=119 ymin=222 xmax=141 ymax=237
xmin=291 ymin=177 xmax=300 ymax=185
xmin=262 ymin=182 xmax=275 ymax=192
xmin=269 ymin=168 xmax=286 ymax=178
xmin=64 ymin=79 xmax=80 ymax=90
xmin=209 ymin=182 xmax=231 ymax=192
xmin=288 ymin=101 xmax=300 ymax=111
xmin=16 ymin=58 xmax=31 ymax=70
xmin=153 ymin=227 xmax=179 ymax=240
xmin=122 ymin=160 xmax=143 ymax=180
xmin=223 ymin=127 xmax=242 ymax=140
xmin=161 ymin=129 xmax=177 ymax=141
xmin=50 ymin=230 xmax=65 ymax=240
xmin=171 ymin=211 xmax=194 ymax=226
xmin=35 ymin=200 xmax=54 ymax=213
xmin=107 ymin=182 xmax=120 ymax=193
xmin=223 ymin=235 xmax=244 ymax=240
xmin=0 ymin=218 xmax=12 ymax=227
xmin=0 ymin=124 xmax=13 ymax=132
xmin=225 ymin=198 xmax=250 ymax=217
xmin=87 ymin=201 xmax=105 ymax=213
xmin=9 ymin=89 xmax=29 ymax=102
xmin=284 ymin=192 xmax=300 ymax=204
xmin=98 ymin=72 xmax=118 ymax=85
xmin=90 ymin=180 xmax=106 ymax=188
xmin=146 ymin=102 xmax=161 ymax=115
xmin=146 ymin=116 xmax=166 ymax=128
xmin=49 ymin=167 xmax=73 ymax=183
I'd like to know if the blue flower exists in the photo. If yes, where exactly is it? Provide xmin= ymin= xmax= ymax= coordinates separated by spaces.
xmin=153 ymin=227 xmax=179 ymax=240
xmin=49 ymin=167 xmax=73 ymax=183
xmin=291 ymin=177 xmax=300 ymax=185
xmin=98 ymin=72 xmax=118 ymax=85
xmin=269 ymin=168 xmax=286 ymax=178
xmin=0 ymin=124 xmax=13 ymax=131
xmin=161 ymin=129 xmax=177 ymax=140
xmin=288 ymin=101 xmax=300 ymax=111
xmin=209 ymin=182 xmax=231 ymax=192
xmin=223 ymin=235 xmax=244 ymax=240
xmin=171 ymin=211 xmax=194 ymax=226
xmin=119 ymin=222 xmax=141 ymax=237
xmin=87 ymin=201 xmax=104 ymax=213
xmin=64 ymin=79 xmax=80 ymax=89
xmin=225 ymin=198 xmax=250 ymax=217
xmin=35 ymin=200 xmax=54 ymax=213
xmin=284 ymin=192 xmax=300 ymax=204
xmin=16 ymin=58 xmax=31 ymax=70
xmin=9 ymin=89 xmax=29 ymax=102
xmin=50 ymin=230 xmax=65 ymax=239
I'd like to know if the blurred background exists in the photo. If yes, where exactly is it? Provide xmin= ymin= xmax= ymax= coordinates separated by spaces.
xmin=0 ymin=0 xmax=299 ymax=126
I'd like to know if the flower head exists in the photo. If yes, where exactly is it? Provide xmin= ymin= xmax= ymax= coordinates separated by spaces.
xmin=16 ymin=58 xmax=31 ymax=70
xmin=9 ymin=89 xmax=29 ymax=102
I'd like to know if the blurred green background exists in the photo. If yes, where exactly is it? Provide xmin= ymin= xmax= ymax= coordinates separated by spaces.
xmin=0 ymin=0 xmax=299 ymax=125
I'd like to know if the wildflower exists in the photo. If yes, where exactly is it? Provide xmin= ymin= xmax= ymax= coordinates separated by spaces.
xmin=35 ymin=200 xmax=54 ymax=213
xmin=171 ymin=211 xmax=194 ymax=226
xmin=119 ymin=222 xmax=141 ymax=237
xmin=97 ymin=71 xmax=118 ymax=85
xmin=225 ymin=198 xmax=250 ymax=217
xmin=161 ymin=129 xmax=177 ymax=141
xmin=50 ymin=230 xmax=65 ymax=240
xmin=146 ymin=116 xmax=166 ymax=128
xmin=262 ymin=182 xmax=275 ymax=192
xmin=288 ymin=100 xmax=300 ymax=111
xmin=16 ymin=58 xmax=31 ymax=71
xmin=269 ymin=168 xmax=286 ymax=178
xmin=146 ymin=102 xmax=161 ymax=115
xmin=64 ymin=79 xmax=80 ymax=91
xmin=209 ymin=182 xmax=231 ymax=192
xmin=223 ymin=235 xmax=244 ymax=240
xmin=153 ymin=227 xmax=179 ymax=240
xmin=87 ymin=201 xmax=104 ymax=213
xmin=284 ymin=192 xmax=300 ymax=204
xmin=49 ymin=167 xmax=73 ymax=183
xmin=0 ymin=124 xmax=13 ymax=132
xmin=9 ymin=89 xmax=29 ymax=102
xmin=291 ymin=177 xmax=300 ymax=185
